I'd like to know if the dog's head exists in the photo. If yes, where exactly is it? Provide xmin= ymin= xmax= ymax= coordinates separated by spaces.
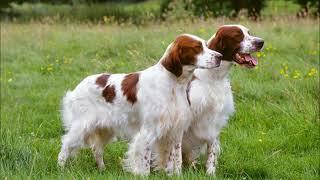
xmin=208 ymin=25 xmax=264 ymax=68
xmin=162 ymin=34 xmax=222 ymax=77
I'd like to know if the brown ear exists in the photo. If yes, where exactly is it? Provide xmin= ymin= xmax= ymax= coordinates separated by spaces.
xmin=161 ymin=44 xmax=183 ymax=77
xmin=209 ymin=32 xmax=224 ymax=53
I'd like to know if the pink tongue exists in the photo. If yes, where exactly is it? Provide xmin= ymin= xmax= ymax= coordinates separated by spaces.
xmin=244 ymin=54 xmax=258 ymax=66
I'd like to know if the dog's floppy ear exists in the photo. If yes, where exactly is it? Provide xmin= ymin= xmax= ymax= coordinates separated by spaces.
xmin=162 ymin=43 xmax=183 ymax=77
xmin=209 ymin=31 xmax=224 ymax=53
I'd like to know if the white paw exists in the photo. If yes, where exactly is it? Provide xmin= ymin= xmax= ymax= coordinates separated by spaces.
xmin=57 ymin=152 xmax=66 ymax=167
xmin=165 ymin=161 xmax=174 ymax=175
xmin=173 ymin=167 xmax=182 ymax=175
xmin=132 ymin=168 xmax=150 ymax=176
xmin=57 ymin=158 xmax=66 ymax=168
xmin=206 ymin=166 xmax=216 ymax=175
xmin=97 ymin=163 xmax=106 ymax=171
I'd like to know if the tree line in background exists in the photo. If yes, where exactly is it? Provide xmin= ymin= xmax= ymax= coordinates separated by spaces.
xmin=1 ymin=0 xmax=319 ymax=20
xmin=160 ymin=0 xmax=267 ymax=20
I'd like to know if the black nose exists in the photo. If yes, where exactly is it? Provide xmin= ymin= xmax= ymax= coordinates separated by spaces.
xmin=255 ymin=39 xmax=264 ymax=49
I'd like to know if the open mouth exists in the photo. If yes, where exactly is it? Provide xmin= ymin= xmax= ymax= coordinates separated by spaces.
xmin=234 ymin=53 xmax=258 ymax=68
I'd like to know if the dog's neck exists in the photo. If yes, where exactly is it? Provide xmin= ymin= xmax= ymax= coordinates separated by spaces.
xmin=198 ymin=61 xmax=233 ymax=81
xmin=157 ymin=61 xmax=195 ymax=85
xmin=158 ymin=47 xmax=196 ymax=84
xmin=177 ymin=65 xmax=196 ymax=84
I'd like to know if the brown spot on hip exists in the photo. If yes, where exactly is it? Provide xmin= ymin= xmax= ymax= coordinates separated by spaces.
xmin=96 ymin=74 xmax=110 ymax=88
xmin=186 ymin=75 xmax=198 ymax=106
xmin=102 ymin=85 xmax=116 ymax=103
xmin=121 ymin=73 xmax=139 ymax=104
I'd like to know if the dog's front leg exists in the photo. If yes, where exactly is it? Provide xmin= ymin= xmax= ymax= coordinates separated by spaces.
xmin=124 ymin=129 xmax=156 ymax=175
xmin=206 ymin=137 xmax=220 ymax=175
xmin=164 ymin=145 xmax=175 ymax=175
xmin=173 ymin=142 xmax=182 ymax=175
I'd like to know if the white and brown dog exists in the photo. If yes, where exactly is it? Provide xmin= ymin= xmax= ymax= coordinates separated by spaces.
xmin=57 ymin=34 xmax=222 ymax=175
xmin=181 ymin=25 xmax=264 ymax=175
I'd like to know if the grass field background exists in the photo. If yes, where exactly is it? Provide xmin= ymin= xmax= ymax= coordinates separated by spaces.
xmin=1 ymin=18 xmax=319 ymax=179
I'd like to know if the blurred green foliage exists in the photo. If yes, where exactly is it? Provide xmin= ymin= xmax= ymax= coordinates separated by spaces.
xmin=3 ymin=1 xmax=160 ymax=24
xmin=290 ymin=0 xmax=319 ymax=16
xmin=161 ymin=0 xmax=266 ymax=20
xmin=0 ymin=0 xmax=147 ymax=8
xmin=0 ymin=0 xmax=318 ymax=23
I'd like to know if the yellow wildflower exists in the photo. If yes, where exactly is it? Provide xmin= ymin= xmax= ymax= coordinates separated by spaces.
xmin=258 ymin=139 xmax=262 ymax=142
xmin=7 ymin=78 xmax=12 ymax=82
xmin=307 ymin=68 xmax=318 ymax=77
xmin=292 ymin=70 xmax=301 ymax=79
xmin=199 ymin=27 xmax=206 ymax=34
xmin=257 ymin=52 xmax=262 ymax=58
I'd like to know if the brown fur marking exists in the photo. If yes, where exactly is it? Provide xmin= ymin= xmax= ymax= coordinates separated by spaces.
xmin=121 ymin=73 xmax=139 ymax=104
xmin=161 ymin=35 xmax=204 ymax=77
xmin=96 ymin=74 xmax=110 ymax=87
xmin=209 ymin=26 xmax=244 ymax=61
xmin=102 ymin=85 xmax=116 ymax=103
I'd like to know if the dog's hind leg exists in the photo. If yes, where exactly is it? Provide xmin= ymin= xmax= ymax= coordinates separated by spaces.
xmin=58 ymin=125 xmax=87 ymax=167
xmin=89 ymin=128 xmax=114 ymax=170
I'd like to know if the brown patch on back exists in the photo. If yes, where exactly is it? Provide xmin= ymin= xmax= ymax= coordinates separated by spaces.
xmin=186 ymin=75 xmax=198 ymax=106
xmin=96 ymin=74 xmax=116 ymax=103
xmin=161 ymin=35 xmax=204 ymax=77
xmin=96 ymin=74 xmax=110 ymax=87
xmin=121 ymin=73 xmax=139 ymax=104
xmin=208 ymin=26 xmax=244 ymax=61
xmin=102 ymin=85 xmax=116 ymax=103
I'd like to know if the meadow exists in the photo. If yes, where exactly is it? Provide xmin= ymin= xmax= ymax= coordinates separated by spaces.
xmin=1 ymin=17 xmax=319 ymax=179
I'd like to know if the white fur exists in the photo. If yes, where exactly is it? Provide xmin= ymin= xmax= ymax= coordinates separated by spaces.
xmin=57 ymin=34 xmax=222 ymax=175
xmin=181 ymin=25 xmax=264 ymax=175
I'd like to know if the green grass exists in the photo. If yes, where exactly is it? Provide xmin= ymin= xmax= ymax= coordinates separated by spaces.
xmin=1 ymin=18 xmax=319 ymax=179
